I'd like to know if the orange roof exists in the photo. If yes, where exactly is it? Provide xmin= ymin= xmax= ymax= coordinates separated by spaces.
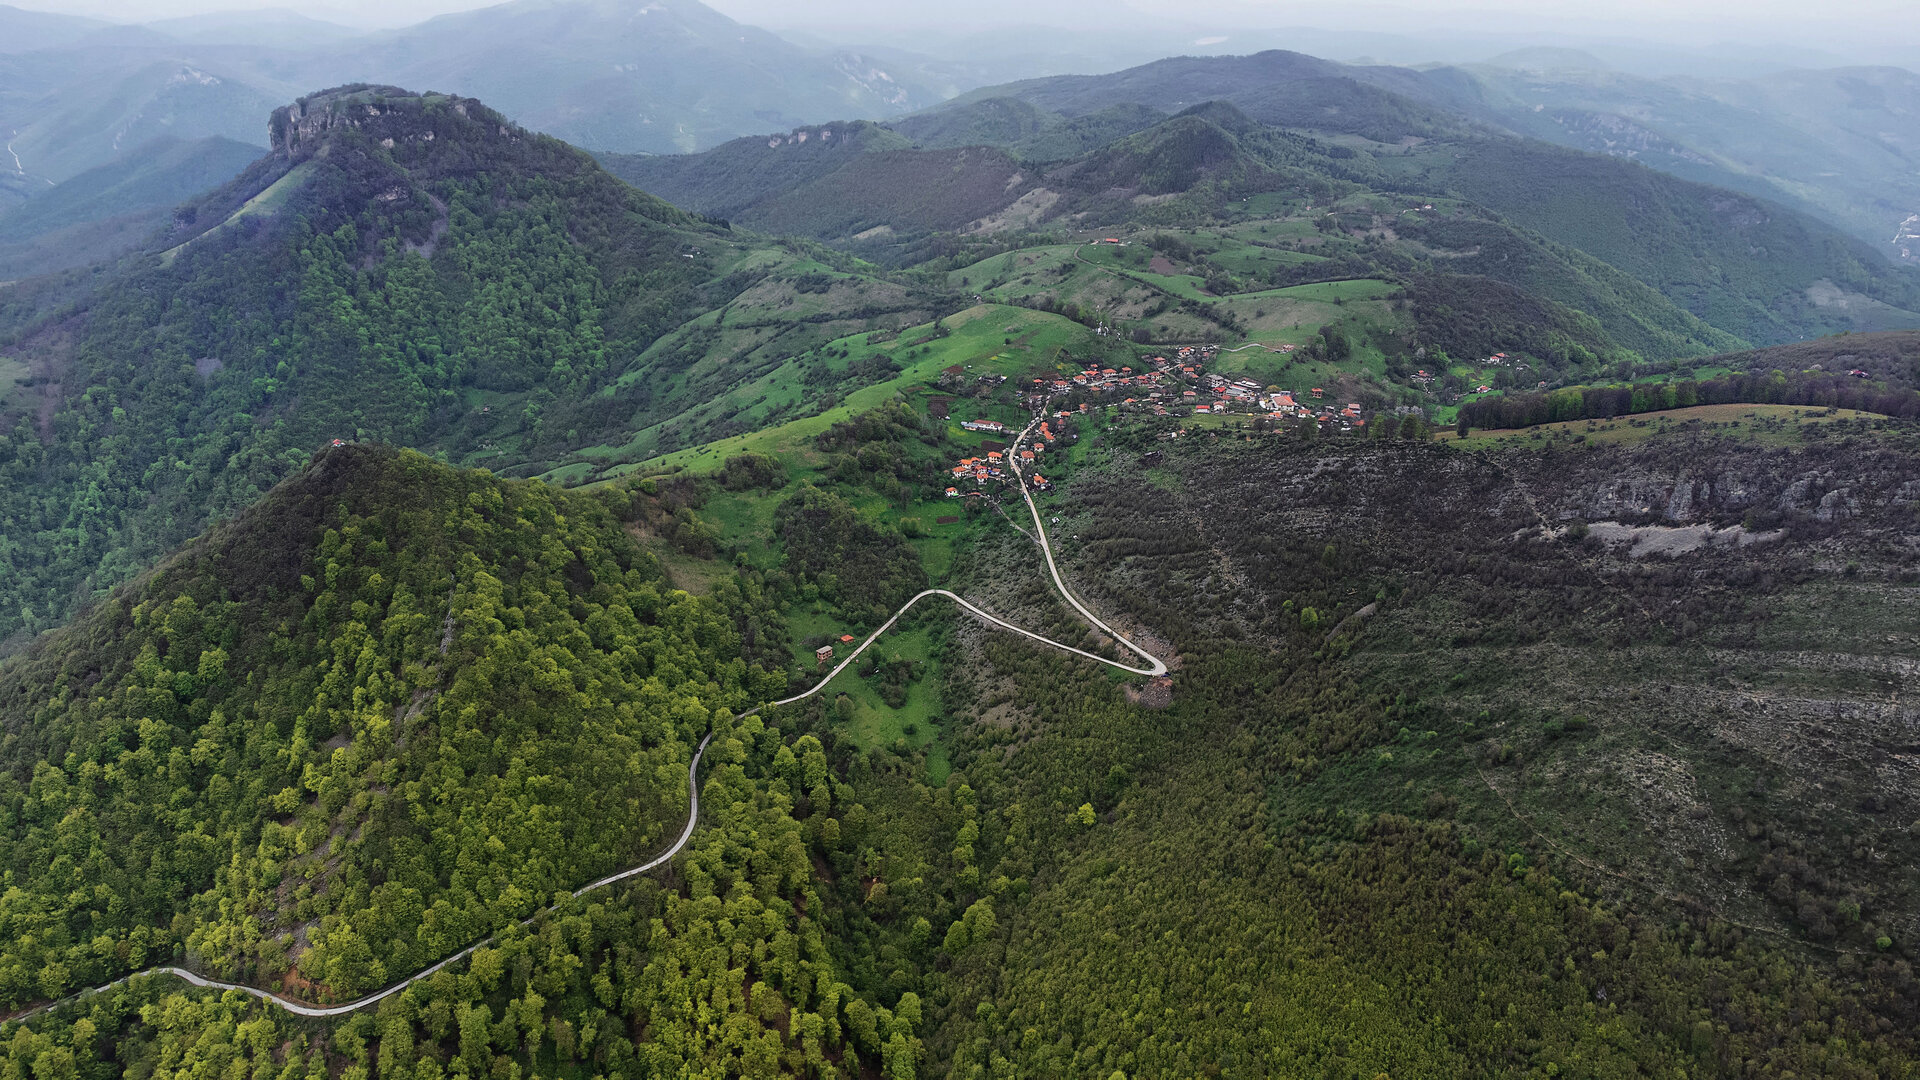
xmin=840 ymin=634 xmax=855 ymax=642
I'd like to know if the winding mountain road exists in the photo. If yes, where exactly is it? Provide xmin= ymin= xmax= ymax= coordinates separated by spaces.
xmin=11 ymin=427 xmax=1164 ymax=1023
xmin=1007 ymin=415 xmax=1167 ymax=676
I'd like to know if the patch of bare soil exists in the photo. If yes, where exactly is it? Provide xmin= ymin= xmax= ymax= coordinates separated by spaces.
xmin=1125 ymin=676 xmax=1175 ymax=709
xmin=1573 ymin=521 xmax=1787 ymax=557
xmin=965 ymin=188 xmax=1059 ymax=234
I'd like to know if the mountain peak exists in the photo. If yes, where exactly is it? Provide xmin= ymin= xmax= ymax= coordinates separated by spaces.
xmin=1173 ymin=99 xmax=1262 ymax=136
xmin=268 ymin=85 xmax=516 ymax=162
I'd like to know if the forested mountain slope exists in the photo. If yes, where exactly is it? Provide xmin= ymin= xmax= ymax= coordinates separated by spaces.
xmin=8 ymin=397 xmax=1916 ymax=1079
xmin=598 ymin=120 xmax=915 ymax=220
xmin=1425 ymin=139 xmax=1920 ymax=344
xmin=0 ymin=84 xmax=938 ymax=647
xmin=889 ymin=98 xmax=1168 ymax=160
xmin=0 ymin=444 xmax=771 ymax=1002
xmin=0 ymin=135 xmax=263 ymax=279
xmin=896 ymin=420 xmax=1920 ymax=1075
xmin=0 ymin=443 xmax=928 ymax=1074
xmin=0 ymin=54 xmax=279 ymax=190
xmin=1391 ymin=57 xmax=1920 ymax=264
xmin=610 ymin=101 xmax=1741 ymax=360
xmin=0 ymin=0 xmax=946 ymax=279
xmin=600 ymin=121 xmax=1039 ymax=242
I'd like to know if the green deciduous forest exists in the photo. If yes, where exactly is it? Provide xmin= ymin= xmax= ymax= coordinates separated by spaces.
xmin=775 ymin=487 xmax=929 ymax=629
xmin=7 ymin=53 xmax=1920 ymax=1080
xmin=6 ymin=380 xmax=1920 ymax=1080
xmin=0 ymin=446 xmax=789 ymax=1003
xmin=0 ymin=444 xmax=935 ymax=1076
xmin=1 ymin=708 xmax=926 ymax=1080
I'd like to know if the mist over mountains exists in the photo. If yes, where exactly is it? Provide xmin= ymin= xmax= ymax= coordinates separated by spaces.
xmin=0 ymin=0 xmax=944 ymax=274
xmin=3 ymin=0 xmax=1918 ymax=281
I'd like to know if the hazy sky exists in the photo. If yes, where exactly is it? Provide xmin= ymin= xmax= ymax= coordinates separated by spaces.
xmin=17 ymin=0 xmax=1917 ymax=59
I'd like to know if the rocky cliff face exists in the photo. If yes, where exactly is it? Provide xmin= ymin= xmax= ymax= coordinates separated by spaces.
xmin=268 ymin=85 xmax=519 ymax=163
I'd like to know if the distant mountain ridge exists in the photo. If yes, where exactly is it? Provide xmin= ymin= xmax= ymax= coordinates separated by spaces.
xmin=908 ymin=46 xmax=1920 ymax=265
xmin=939 ymin=49 xmax=1473 ymax=144
xmin=0 ymin=84 xmax=939 ymax=642
xmin=0 ymin=3 xmax=108 ymax=53
xmin=0 ymin=0 xmax=964 ymax=278
xmin=1352 ymin=57 xmax=1920 ymax=264
xmin=926 ymin=54 xmax=1920 ymax=339
xmin=610 ymin=57 xmax=1920 ymax=348
xmin=5 ymin=3 xmax=1920 ymax=279
xmin=0 ymin=133 xmax=262 ymax=278
xmin=328 ymin=0 xmax=943 ymax=155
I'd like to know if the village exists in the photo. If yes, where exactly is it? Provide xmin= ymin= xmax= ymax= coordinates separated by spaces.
xmin=944 ymin=414 xmax=1058 ymax=498
xmin=935 ymin=342 xmax=1388 ymax=504
xmin=1030 ymin=344 xmax=1370 ymax=430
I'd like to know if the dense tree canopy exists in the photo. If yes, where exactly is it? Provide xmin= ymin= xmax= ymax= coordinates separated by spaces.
xmin=0 ymin=446 xmax=786 ymax=1006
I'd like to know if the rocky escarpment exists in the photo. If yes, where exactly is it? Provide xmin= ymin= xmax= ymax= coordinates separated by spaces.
xmin=1546 ymin=109 xmax=1716 ymax=167
xmin=268 ymin=84 xmax=523 ymax=164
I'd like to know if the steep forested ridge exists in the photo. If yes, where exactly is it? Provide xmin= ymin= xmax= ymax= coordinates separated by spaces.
xmin=0 ymin=445 xmax=939 ymax=1076
xmin=1429 ymin=139 xmax=1920 ymax=344
xmin=874 ymin=429 xmax=1920 ymax=1077
xmin=0 ymin=85 xmax=917 ymax=647
xmin=0 ymin=445 xmax=780 ymax=1002
xmin=5 ymin=404 xmax=1919 ymax=1078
